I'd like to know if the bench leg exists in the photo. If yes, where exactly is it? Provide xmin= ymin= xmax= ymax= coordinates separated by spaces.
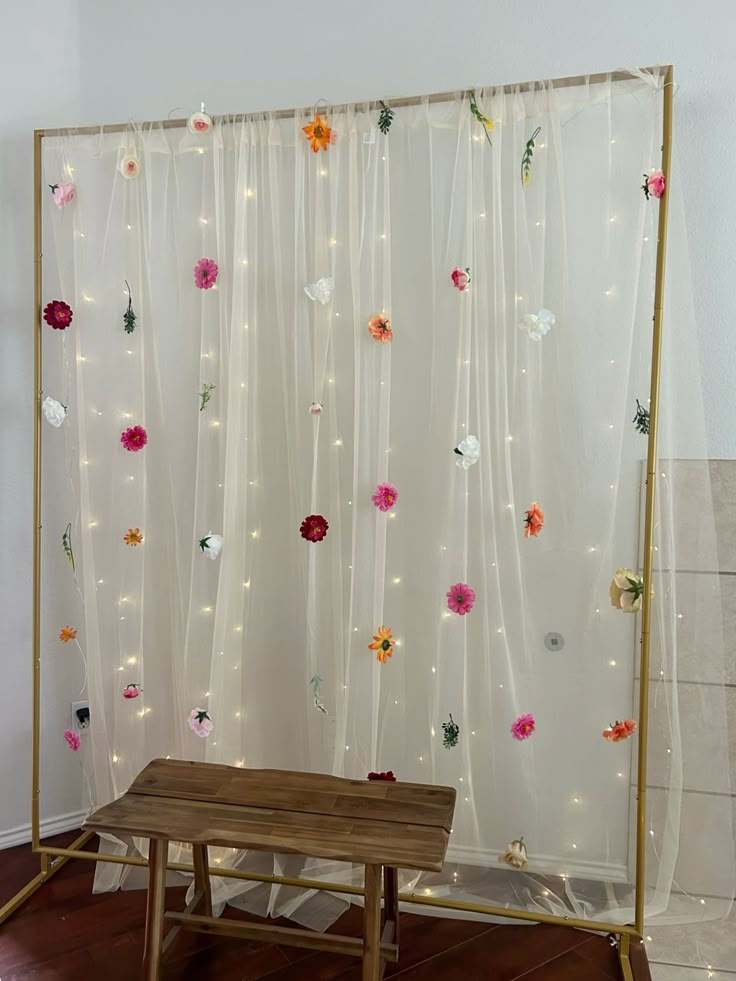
xmin=143 ymin=838 xmax=168 ymax=981
xmin=192 ymin=844 xmax=212 ymax=916
xmin=383 ymin=866 xmax=399 ymax=946
xmin=363 ymin=863 xmax=383 ymax=981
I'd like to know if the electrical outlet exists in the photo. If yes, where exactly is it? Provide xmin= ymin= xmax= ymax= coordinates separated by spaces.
xmin=72 ymin=700 xmax=90 ymax=733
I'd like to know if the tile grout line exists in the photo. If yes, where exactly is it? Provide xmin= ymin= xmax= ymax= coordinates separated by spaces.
xmin=504 ymin=934 xmax=601 ymax=981
xmin=386 ymin=923 xmax=502 ymax=978
xmin=649 ymin=959 xmax=736 ymax=976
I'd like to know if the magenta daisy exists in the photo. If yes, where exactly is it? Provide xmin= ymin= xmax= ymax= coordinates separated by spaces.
xmin=194 ymin=257 xmax=219 ymax=289
xmin=120 ymin=425 xmax=148 ymax=452
xmin=511 ymin=713 xmax=536 ymax=741
xmin=371 ymin=482 xmax=398 ymax=512
xmin=446 ymin=582 xmax=475 ymax=615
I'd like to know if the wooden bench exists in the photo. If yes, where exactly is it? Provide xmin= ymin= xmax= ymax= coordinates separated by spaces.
xmin=83 ymin=758 xmax=456 ymax=980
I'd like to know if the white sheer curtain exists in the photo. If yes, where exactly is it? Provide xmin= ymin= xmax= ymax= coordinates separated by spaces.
xmin=40 ymin=68 xmax=733 ymax=932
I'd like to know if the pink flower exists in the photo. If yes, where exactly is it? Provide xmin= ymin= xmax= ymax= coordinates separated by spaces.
xmin=300 ymin=514 xmax=329 ymax=542
xmin=511 ymin=713 xmax=536 ymax=741
xmin=194 ymin=257 xmax=218 ymax=289
xmin=451 ymin=267 xmax=471 ymax=291
xmin=188 ymin=111 xmax=212 ymax=134
xmin=642 ymin=169 xmax=666 ymax=200
xmin=371 ymin=482 xmax=398 ymax=512
xmin=447 ymin=582 xmax=475 ymax=615
xmin=121 ymin=425 xmax=148 ymax=452
xmin=120 ymin=156 xmax=140 ymax=179
xmin=187 ymin=708 xmax=214 ymax=738
xmin=64 ymin=728 xmax=81 ymax=751
xmin=49 ymin=181 xmax=76 ymax=208
xmin=122 ymin=684 xmax=141 ymax=699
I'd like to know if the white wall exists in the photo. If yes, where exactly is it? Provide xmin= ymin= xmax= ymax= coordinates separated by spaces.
xmin=4 ymin=0 xmax=736 ymax=833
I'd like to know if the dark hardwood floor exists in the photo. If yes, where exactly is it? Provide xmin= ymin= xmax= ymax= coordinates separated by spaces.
xmin=0 ymin=832 xmax=651 ymax=980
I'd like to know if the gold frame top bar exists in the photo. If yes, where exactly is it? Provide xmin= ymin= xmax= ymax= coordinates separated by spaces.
xmin=34 ymin=65 xmax=667 ymax=139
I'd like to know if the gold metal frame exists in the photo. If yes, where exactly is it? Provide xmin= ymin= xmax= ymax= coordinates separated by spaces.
xmin=4 ymin=65 xmax=674 ymax=979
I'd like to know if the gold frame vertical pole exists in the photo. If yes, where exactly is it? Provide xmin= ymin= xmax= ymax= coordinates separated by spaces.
xmin=634 ymin=65 xmax=674 ymax=936
xmin=32 ymin=128 xmax=44 ymax=854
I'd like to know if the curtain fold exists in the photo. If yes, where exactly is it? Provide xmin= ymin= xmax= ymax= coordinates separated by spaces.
xmin=40 ymin=69 xmax=733 ymax=932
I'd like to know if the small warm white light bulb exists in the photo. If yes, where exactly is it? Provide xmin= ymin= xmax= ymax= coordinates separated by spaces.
xmin=392 ymin=577 xmax=401 ymax=584
xmin=199 ymin=217 xmax=208 ymax=224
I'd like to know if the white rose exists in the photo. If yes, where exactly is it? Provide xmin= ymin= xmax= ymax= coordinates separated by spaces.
xmin=187 ymin=111 xmax=212 ymax=135
xmin=520 ymin=308 xmax=555 ymax=341
xmin=455 ymin=434 xmax=480 ymax=469
xmin=120 ymin=156 xmax=140 ymax=179
xmin=198 ymin=532 xmax=223 ymax=560
xmin=42 ymin=396 xmax=67 ymax=427
xmin=499 ymin=838 xmax=528 ymax=869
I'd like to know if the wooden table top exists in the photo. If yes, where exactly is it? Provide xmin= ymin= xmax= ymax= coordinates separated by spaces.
xmin=83 ymin=759 xmax=457 ymax=872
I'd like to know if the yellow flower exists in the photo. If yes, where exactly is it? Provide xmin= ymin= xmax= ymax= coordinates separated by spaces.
xmin=59 ymin=625 xmax=77 ymax=643
xmin=302 ymin=113 xmax=334 ymax=153
xmin=123 ymin=527 xmax=143 ymax=546
xmin=368 ymin=625 xmax=394 ymax=663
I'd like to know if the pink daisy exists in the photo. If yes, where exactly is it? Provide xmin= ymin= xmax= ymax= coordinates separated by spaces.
xmin=64 ymin=728 xmax=81 ymax=751
xmin=446 ymin=582 xmax=475 ymax=615
xmin=120 ymin=425 xmax=148 ymax=452
xmin=371 ymin=482 xmax=398 ymax=512
xmin=511 ymin=713 xmax=536 ymax=741
xmin=194 ymin=257 xmax=219 ymax=289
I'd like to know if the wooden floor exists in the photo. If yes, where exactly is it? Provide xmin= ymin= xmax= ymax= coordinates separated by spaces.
xmin=0 ymin=833 xmax=651 ymax=980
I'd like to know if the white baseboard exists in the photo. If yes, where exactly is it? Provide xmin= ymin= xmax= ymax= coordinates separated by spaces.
xmin=0 ymin=810 xmax=86 ymax=851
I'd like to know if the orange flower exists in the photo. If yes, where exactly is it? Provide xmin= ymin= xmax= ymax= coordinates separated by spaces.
xmin=59 ymin=625 xmax=77 ymax=643
xmin=368 ymin=314 xmax=393 ymax=343
xmin=524 ymin=501 xmax=544 ymax=538
xmin=302 ymin=113 xmax=334 ymax=152
xmin=602 ymin=719 xmax=637 ymax=742
xmin=123 ymin=527 xmax=143 ymax=546
xmin=368 ymin=625 xmax=394 ymax=663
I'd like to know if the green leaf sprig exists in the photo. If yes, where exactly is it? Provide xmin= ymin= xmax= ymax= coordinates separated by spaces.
xmin=633 ymin=399 xmax=650 ymax=435
xmin=199 ymin=382 xmax=216 ymax=412
xmin=378 ymin=101 xmax=395 ymax=135
xmin=123 ymin=280 xmax=137 ymax=334
xmin=469 ymin=92 xmax=493 ymax=146
xmin=442 ymin=713 xmax=460 ymax=748
xmin=521 ymin=126 xmax=541 ymax=186
xmin=62 ymin=522 xmax=75 ymax=573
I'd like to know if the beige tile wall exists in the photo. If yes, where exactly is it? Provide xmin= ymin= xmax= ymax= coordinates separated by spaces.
xmin=644 ymin=460 xmax=736 ymax=976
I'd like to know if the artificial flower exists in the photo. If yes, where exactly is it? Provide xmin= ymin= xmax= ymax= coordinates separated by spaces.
xmin=519 ymin=308 xmax=555 ymax=341
xmin=468 ymin=92 xmax=493 ymax=146
xmin=123 ymin=527 xmax=143 ymax=546
xmin=59 ymin=625 xmax=77 ymax=643
xmin=64 ymin=728 xmax=81 ymax=751
xmin=524 ymin=502 xmax=544 ymax=538
xmin=42 ymin=396 xmax=67 ymax=428
xmin=609 ymin=568 xmax=644 ymax=613
xmin=368 ymin=770 xmax=396 ymax=781
xmin=520 ymin=126 xmax=541 ymax=186
xmin=188 ymin=110 xmax=212 ymax=135
xmin=302 ymin=113 xmax=335 ymax=152
xmin=367 ymin=313 xmax=392 ymax=343
xmin=451 ymin=267 xmax=471 ymax=291
xmin=120 ymin=425 xmax=148 ymax=452
xmin=499 ymin=837 xmax=528 ymax=870
xmin=43 ymin=300 xmax=73 ymax=330
xmin=187 ymin=708 xmax=214 ymax=738
xmin=442 ymin=714 xmax=460 ymax=748
xmin=369 ymin=625 xmax=394 ymax=663
xmin=122 ymin=684 xmax=141 ymax=699
xmin=633 ymin=399 xmax=650 ymax=435
xmin=454 ymin=434 xmax=480 ymax=469
xmin=511 ymin=713 xmax=536 ymax=741
xmin=120 ymin=156 xmax=140 ymax=179
xmin=309 ymin=402 xmax=323 ymax=415
xmin=49 ymin=180 xmax=76 ymax=208
xmin=603 ymin=719 xmax=637 ymax=742
xmin=642 ymin=169 xmax=666 ymax=200
xmin=194 ymin=257 xmax=218 ymax=290
xmin=300 ymin=514 xmax=329 ymax=542
xmin=371 ymin=482 xmax=398 ymax=512
xmin=447 ymin=582 xmax=475 ymax=616
xmin=198 ymin=532 xmax=224 ymax=559
xmin=304 ymin=277 xmax=334 ymax=304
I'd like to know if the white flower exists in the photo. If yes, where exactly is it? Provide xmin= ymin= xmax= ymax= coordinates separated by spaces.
xmin=188 ymin=111 xmax=212 ymax=135
xmin=454 ymin=434 xmax=480 ymax=469
xmin=499 ymin=839 xmax=528 ymax=869
xmin=519 ymin=308 xmax=555 ymax=341
xmin=187 ymin=708 xmax=214 ymax=738
xmin=610 ymin=568 xmax=644 ymax=612
xmin=120 ymin=156 xmax=140 ymax=179
xmin=198 ymin=532 xmax=223 ymax=559
xmin=304 ymin=277 xmax=334 ymax=304
xmin=309 ymin=402 xmax=323 ymax=415
xmin=42 ymin=396 xmax=67 ymax=427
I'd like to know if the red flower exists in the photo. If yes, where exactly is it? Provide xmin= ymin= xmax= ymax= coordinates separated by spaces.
xmin=43 ymin=300 xmax=73 ymax=330
xmin=368 ymin=771 xmax=396 ymax=781
xmin=120 ymin=425 xmax=148 ymax=452
xmin=300 ymin=514 xmax=329 ymax=542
